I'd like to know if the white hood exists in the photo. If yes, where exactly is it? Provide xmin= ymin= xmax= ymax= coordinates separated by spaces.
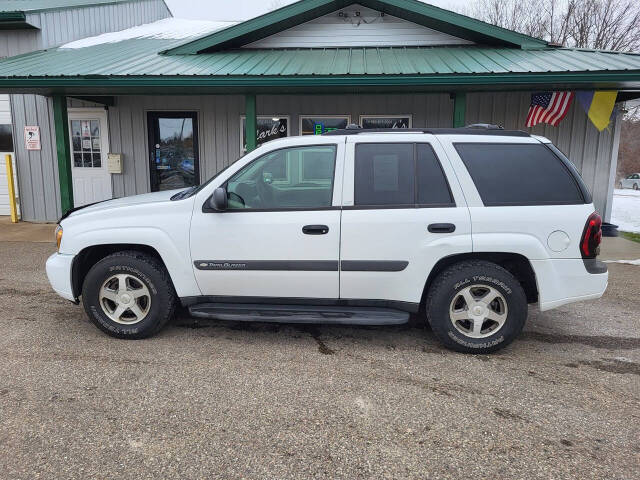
xmin=66 ymin=189 xmax=184 ymax=219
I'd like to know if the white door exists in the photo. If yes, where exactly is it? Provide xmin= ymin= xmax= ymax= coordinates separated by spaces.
xmin=339 ymin=135 xmax=472 ymax=305
xmin=0 ymin=94 xmax=19 ymax=217
xmin=68 ymin=109 xmax=112 ymax=207
xmin=190 ymin=142 xmax=344 ymax=299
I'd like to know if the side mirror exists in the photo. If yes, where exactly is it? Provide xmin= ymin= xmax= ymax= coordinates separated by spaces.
xmin=209 ymin=187 xmax=228 ymax=211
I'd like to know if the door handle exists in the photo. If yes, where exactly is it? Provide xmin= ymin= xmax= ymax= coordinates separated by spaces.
xmin=428 ymin=223 xmax=456 ymax=233
xmin=303 ymin=225 xmax=329 ymax=235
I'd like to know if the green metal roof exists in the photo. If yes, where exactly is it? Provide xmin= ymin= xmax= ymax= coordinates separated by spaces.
xmin=0 ymin=2 xmax=638 ymax=94
xmin=1 ymin=41 xmax=639 ymax=78
xmin=165 ymin=0 xmax=549 ymax=55
xmin=0 ymin=0 xmax=141 ymax=13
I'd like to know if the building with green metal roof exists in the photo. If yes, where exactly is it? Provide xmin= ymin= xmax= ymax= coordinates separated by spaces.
xmin=0 ymin=0 xmax=638 ymax=222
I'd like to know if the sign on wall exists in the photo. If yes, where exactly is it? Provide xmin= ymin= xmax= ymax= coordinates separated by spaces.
xmin=300 ymin=116 xmax=350 ymax=135
xmin=107 ymin=153 xmax=122 ymax=174
xmin=24 ymin=126 xmax=41 ymax=150
xmin=241 ymin=116 xmax=289 ymax=153
xmin=360 ymin=116 xmax=412 ymax=129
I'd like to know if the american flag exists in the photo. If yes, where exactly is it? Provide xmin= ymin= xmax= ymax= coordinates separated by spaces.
xmin=525 ymin=92 xmax=574 ymax=127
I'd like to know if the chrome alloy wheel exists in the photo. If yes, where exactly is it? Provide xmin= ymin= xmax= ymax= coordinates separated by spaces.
xmin=449 ymin=285 xmax=508 ymax=339
xmin=98 ymin=274 xmax=151 ymax=325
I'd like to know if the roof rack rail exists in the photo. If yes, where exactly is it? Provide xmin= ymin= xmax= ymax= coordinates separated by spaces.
xmin=322 ymin=126 xmax=530 ymax=137
xmin=465 ymin=123 xmax=503 ymax=130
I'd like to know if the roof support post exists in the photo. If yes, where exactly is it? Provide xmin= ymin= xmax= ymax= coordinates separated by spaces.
xmin=453 ymin=92 xmax=466 ymax=128
xmin=245 ymin=93 xmax=257 ymax=153
xmin=52 ymin=94 xmax=74 ymax=214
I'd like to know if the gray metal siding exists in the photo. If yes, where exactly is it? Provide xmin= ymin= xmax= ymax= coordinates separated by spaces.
xmin=246 ymin=4 xmax=473 ymax=48
xmin=465 ymin=92 xmax=619 ymax=219
xmin=106 ymin=94 xmax=453 ymax=197
xmin=10 ymin=94 xmax=61 ymax=221
xmin=0 ymin=29 xmax=38 ymax=59
xmin=14 ymin=91 xmax=620 ymax=222
xmin=8 ymin=0 xmax=171 ymax=221
xmin=25 ymin=0 xmax=171 ymax=50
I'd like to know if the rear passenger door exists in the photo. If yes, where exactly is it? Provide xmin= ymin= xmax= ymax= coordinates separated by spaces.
xmin=339 ymin=135 xmax=472 ymax=306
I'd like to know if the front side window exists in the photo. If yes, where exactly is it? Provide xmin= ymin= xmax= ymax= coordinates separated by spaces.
xmin=226 ymin=145 xmax=336 ymax=210
xmin=455 ymin=143 xmax=585 ymax=206
xmin=354 ymin=143 xmax=453 ymax=207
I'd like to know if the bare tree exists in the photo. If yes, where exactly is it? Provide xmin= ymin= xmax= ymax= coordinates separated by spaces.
xmin=468 ymin=0 xmax=640 ymax=51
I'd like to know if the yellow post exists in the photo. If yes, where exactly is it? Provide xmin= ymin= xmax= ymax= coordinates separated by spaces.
xmin=5 ymin=153 xmax=18 ymax=223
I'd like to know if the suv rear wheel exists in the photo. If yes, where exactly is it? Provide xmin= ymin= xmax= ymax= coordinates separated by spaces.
xmin=426 ymin=260 xmax=527 ymax=353
xmin=81 ymin=251 xmax=176 ymax=339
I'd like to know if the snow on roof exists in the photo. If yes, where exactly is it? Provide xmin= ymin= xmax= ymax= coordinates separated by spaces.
xmin=60 ymin=18 xmax=237 ymax=49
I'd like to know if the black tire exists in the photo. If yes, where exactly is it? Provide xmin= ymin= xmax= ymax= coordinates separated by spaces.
xmin=634 ymin=183 xmax=639 ymax=190
xmin=81 ymin=250 xmax=176 ymax=339
xmin=425 ymin=260 xmax=527 ymax=354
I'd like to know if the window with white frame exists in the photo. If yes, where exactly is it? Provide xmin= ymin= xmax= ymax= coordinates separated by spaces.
xmin=300 ymin=116 xmax=350 ymax=135
xmin=360 ymin=115 xmax=412 ymax=129
xmin=240 ymin=116 xmax=289 ymax=153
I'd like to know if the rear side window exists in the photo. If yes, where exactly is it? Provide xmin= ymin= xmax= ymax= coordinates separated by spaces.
xmin=454 ymin=143 xmax=586 ymax=206
xmin=354 ymin=143 xmax=454 ymax=207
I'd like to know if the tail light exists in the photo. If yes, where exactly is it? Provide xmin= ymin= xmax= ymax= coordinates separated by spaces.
xmin=580 ymin=212 xmax=602 ymax=258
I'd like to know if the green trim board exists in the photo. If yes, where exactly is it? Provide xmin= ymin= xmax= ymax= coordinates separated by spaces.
xmin=163 ymin=0 xmax=548 ymax=54
xmin=0 ymin=10 xmax=35 ymax=29
xmin=245 ymin=94 xmax=257 ymax=152
xmin=52 ymin=94 xmax=74 ymax=214
xmin=1 ymin=71 xmax=639 ymax=92
xmin=452 ymin=92 xmax=465 ymax=127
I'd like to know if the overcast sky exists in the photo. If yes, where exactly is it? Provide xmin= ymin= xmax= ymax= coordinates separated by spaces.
xmin=163 ymin=0 xmax=468 ymax=22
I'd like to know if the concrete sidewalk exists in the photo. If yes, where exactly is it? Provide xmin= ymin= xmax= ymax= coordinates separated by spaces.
xmin=599 ymin=235 xmax=640 ymax=261
xmin=1 ymin=215 xmax=639 ymax=259
xmin=0 ymin=216 xmax=55 ymax=243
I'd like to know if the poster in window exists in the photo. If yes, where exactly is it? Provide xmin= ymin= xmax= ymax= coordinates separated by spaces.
xmin=300 ymin=117 xmax=349 ymax=135
xmin=242 ymin=117 xmax=288 ymax=152
xmin=81 ymin=120 xmax=91 ymax=137
xmin=360 ymin=116 xmax=411 ymax=129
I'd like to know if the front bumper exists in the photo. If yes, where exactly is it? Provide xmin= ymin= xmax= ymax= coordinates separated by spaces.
xmin=45 ymin=252 xmax=76 ymax=302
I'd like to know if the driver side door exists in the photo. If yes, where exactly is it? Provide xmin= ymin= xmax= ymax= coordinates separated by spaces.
xmin=189 ymin=141 xmax=344 ymax=299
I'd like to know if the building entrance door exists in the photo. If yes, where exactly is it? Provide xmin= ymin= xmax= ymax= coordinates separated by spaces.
xmin=69 ymin=109 xmax=112 ymax=207
xmin=148 ymin=112 xmax=199 ymax=192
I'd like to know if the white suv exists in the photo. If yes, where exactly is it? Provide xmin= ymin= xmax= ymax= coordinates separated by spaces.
xmin=46 ymin=127 xmax=608 ymax=353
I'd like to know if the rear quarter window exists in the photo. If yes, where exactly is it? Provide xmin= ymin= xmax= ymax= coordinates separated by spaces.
xmin=454 ymin=143 xmax=586 ymax=206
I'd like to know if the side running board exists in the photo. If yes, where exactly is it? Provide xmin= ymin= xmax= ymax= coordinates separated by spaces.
xmin=188 ymin=303 xmax=409 ymax=326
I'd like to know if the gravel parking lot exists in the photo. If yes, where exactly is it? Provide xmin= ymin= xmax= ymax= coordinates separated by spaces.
xmin=0 ymin=241 xmax=638 ymax=479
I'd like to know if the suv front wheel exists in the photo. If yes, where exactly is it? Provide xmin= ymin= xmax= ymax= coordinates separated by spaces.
xmin=426 ymin=261 xmax=527 ymax=353
xmin=81 ymin=251 xmax=176 ymax=339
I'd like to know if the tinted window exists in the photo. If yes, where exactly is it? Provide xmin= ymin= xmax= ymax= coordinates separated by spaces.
xmin=226 ymin=145 xmax=336 ymax=210
xmin=455 ymin=143 xmax=585 ymax=206
xmin=354 ymin=143 xmax=453 ymax=207
xmin=416 ymin=144 xmax=454 ymax=206
xmin=355 ymin=143 xmax=414 ymax=206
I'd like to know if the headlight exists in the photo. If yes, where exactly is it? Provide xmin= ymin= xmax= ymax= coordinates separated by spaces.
xmin=55 ymin=225 xmax=63 ymax=251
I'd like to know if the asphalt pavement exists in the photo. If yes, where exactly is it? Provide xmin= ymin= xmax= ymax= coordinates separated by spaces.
xmin=0 ymin=241 xmax=638 ymax=479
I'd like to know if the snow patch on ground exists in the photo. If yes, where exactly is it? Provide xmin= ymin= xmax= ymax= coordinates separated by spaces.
xmin=60 ymin=18 xmax=236 ymax=49
xmin=603 ymin=259 xmax=640 ymax=265
xmin=611 ymin=189 xmax=640 ymax=233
